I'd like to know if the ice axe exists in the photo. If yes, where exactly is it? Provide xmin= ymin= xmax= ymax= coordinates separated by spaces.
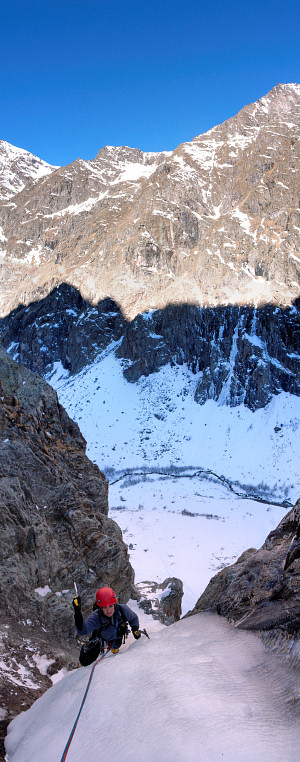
xmin=140 ymin=628 xmax=150 ymax=639
xmin=73 ymin=579 xmax=81 ymax=609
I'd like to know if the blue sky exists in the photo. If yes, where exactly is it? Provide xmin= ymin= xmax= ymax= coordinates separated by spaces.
xmin=1 ymin=0 xmax=299 ymax=166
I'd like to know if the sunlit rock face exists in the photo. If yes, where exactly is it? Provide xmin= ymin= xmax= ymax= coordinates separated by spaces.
xmin=189 ymin=498 xmax=300 ymax=633
xmin=0 ymin=140 xmax=56 ymax=202
xmin=0 ymin=84 xmax=300 ymax=319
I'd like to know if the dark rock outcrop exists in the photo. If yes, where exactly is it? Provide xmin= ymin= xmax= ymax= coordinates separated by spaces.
xmin=134 ymin=577 xmax=183 ymax=625
xmin=0 ymin=284 xmax=125 ymax=376
xmin=1 ymin=290 xmax=299 ymax=412
xmin=117 ymin=301 xmax=300 ymax=410
xmin=187 ymin=498 xmax=300 ymax=633
xmin=0 ymin=346 xmax=134 ymax=752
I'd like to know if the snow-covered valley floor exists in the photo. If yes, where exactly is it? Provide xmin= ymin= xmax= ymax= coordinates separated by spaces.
xmin=48 ymin=353 xmax=300 ymax=613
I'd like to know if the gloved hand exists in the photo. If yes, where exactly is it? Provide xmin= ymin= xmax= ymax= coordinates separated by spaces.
xmin=72 ymin=595 xmax=81 ymax=611
xmin=132 ymin=628 xmax=141 ymax=640
xmin=73 ymin=596 xmax=83 ymax=630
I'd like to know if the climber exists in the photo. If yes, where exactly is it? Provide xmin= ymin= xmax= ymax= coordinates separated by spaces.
xmin=73 ymin=586 xmax=141 ymax=654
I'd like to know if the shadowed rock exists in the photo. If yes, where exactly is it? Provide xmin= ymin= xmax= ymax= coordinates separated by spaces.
xmin=133 ymin=577 xmax=183 ymax=624
xmin=0 ymin=346 xmax=134 ymax=748
xmin=1 ymin=288 xmax=299 ymax=412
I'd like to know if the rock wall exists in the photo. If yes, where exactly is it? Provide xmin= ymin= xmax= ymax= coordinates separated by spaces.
xmin=133 ymin=577 xmax=183 ymax=625
xmin=1 ymin=85 xmax=300 ymax=320
xmin=187 ymin=498 xmax=300 ymax=634
xmin=0 ymin=345 xmax=134 ymax=629
xmin=0 ymin=288 xmax=299 ymax=412
xmin=118 ymin=301 xmax=300 ymax=410
xmin=0 ymin=283 xmax=125 ymax=376
xmin=0 ymin=347 xmax=134 ymax=752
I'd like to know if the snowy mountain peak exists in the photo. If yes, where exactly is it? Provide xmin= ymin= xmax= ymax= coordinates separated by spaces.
xmin=253 ymin=82 xmax=300 ymax=121
xmin=84 ymin=143 xmax=171 ymax=187
xmin=0 ymin=140 xmax=58 ymax=201
xmin=0 ymin=84 xmax=300 ymax=318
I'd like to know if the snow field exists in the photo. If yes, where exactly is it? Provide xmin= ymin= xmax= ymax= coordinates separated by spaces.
xmin=6 ymin=613 xmax=300 ymax=762
xmin=49 ymin=354 xmax=299 ymax=502
xmin=109 ymin=476 xmax=286 ymax=614
xmin=48 ymin=353 xmax=299 ymax=611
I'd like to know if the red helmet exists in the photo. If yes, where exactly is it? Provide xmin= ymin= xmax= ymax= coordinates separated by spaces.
xmin=95 ymin=587 xmax=117 ymax=607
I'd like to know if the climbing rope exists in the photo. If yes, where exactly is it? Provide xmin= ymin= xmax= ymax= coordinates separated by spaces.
xmin=59 ymin=647 xmax=112 ymax=762
xmin=60 ymin=618 xmax=149 ymax=760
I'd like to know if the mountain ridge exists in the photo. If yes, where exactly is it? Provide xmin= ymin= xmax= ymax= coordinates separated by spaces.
xmin=1 ymin=284 xmax=299 ymax=411
xmin=1 ymin=82 xmax=299 ymax=319
xmin=0 ymin=140 xmax=57 ymax=202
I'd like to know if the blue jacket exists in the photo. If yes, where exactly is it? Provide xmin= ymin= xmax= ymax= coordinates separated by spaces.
xmin=75 ymin=603 xmax=139 ymax=642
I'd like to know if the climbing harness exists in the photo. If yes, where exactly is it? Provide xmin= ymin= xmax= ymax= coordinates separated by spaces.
xmin=78 ymin=604 xmax=127 ymax=665
xmin=96 ymin=603 xmax=129 ymax=653
xmin=59 ymin=647 xmax=112 ymax=762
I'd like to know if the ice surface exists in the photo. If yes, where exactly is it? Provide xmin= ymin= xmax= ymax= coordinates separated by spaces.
xmin=5 ymin=613 xmax=300 ymax=762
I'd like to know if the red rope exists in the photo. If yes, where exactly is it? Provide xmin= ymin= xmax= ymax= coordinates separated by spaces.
xmin=60 ymin=648 xmax=111 ymax=761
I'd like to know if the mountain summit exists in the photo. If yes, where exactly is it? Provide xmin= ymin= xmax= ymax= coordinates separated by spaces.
xmin=0 ymin=140 xmax=57 ymax=202
xmin=0 ymin=83 xmax=299 ymax=319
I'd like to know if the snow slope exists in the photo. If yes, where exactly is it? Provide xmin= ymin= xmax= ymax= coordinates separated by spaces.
xmin=5 ymin=609 xmax=300 ymax=762
xmin=48 ymin=353 xmax=299 ymax=498
xmin=47 ymin=352 xmax=300 ymax=613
